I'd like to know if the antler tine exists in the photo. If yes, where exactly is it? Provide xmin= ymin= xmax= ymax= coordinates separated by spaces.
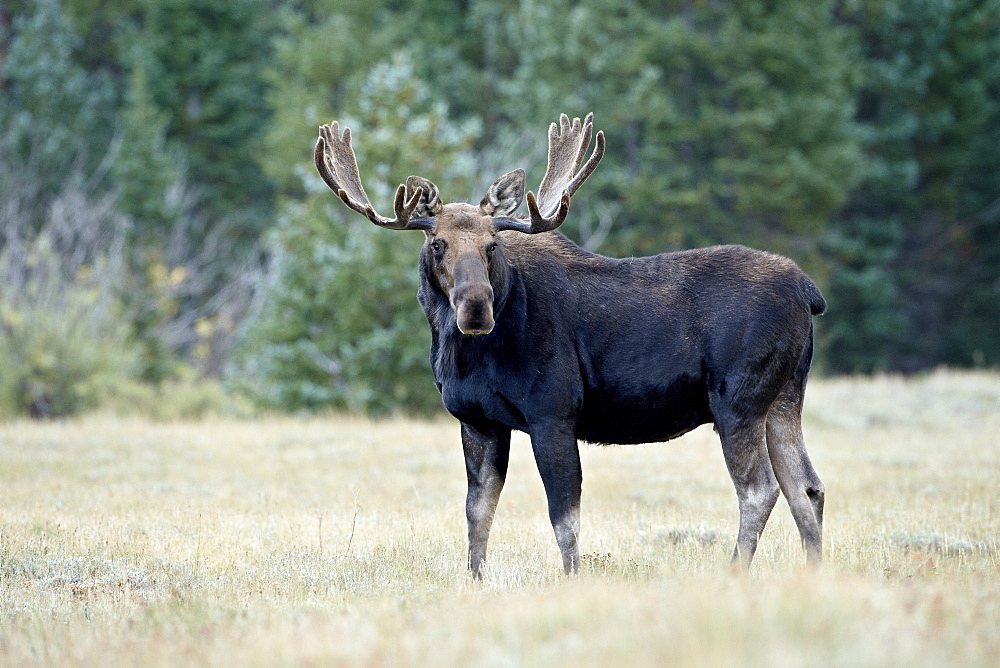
xmin=518 ymin=113 xmax=605 ymax=233
xmin=566 ymin=126 xmax=605 ymax=198
xmin=314 ymin=122 xmax=425 ymax=230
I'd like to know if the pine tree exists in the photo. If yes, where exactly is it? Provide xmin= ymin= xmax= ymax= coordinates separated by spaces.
xmin=232 ymin=53 xmax=481 ymax=415
xmin=112 ymin=51 xmax=186 ymax=238
xmin=828 ymin=0 xmax=1000 ymax=371
xmin=0 ymin=0 xmax=115 ymax=228
xmin=138 ymin=0 xmax=278 ymax=245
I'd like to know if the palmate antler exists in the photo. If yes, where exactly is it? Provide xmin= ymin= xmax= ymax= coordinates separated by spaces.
xmin=316 ymin=114 xmax=603 ymax=235
xmin=493 ymin=113 xmax=605 ymax=234
xmin=314 ymin=122 xmax=435 ymax=231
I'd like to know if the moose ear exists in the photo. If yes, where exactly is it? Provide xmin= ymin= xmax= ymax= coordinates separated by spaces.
xmin=480 ymin=169 xmax=525 ymax=216
xmin=405 ymin=175 xmax=443 ymax=217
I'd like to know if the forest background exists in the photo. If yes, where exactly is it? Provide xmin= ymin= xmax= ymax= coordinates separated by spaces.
xmin=1 ymin=0 xmax=997 ymax=418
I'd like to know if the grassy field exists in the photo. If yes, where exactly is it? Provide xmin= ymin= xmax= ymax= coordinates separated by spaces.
xmin=1 ymin=370 xmax=998 ymax=666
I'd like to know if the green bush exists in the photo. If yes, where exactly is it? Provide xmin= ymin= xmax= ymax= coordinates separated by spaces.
xmin=0 ymin=240 xmax=138 ymax=419
xmin=231 ymin=214 xmax=437 ymax=416
xmin=96 ymin=373 xmax=243 ymax=421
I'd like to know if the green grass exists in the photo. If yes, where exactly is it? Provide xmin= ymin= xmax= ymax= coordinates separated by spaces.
xmin=1 ymin=370 xmax=998 ymax=666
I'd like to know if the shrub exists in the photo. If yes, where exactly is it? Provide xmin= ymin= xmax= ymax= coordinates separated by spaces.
xmin=0 ymin=191 xmax=139 ymax=419
xmin=96 ymin=373 xmax=242 ymax=421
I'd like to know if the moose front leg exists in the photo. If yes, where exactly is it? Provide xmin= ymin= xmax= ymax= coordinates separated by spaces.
xmin=461 ymin=421 xmax=511 ymax=579
xmin=530 ymin=421 xmax=583 ymax=574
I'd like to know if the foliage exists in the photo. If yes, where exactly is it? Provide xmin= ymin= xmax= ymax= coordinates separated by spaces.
xmin=232 ymin=217 xmax=435 ymax=415
xmin=0 ymin=194 xmax=137 ymax=419
xmin=137 ymin=0 xmax=278 ymax=240
xmin=820 ymin=217 xmax=907 ymax=373
xmin=111 ymin=50 xmax=186 ymax=239
xmin=96 ymin=374 xmax=237 ymax=421
xmin=446 ymin=0 xmax=863 ymax=255
xmin=231 ymin=54 xmax=481 ymax=415
xmin=0 ymin=0 xmax=116 ymax=228
xmin=1 ymin=0 xmax=998 ymax=418
xmin=827 ymin=0 xmax=1000 ymax=371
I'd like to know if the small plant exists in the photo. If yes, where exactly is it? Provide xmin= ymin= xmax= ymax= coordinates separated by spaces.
xmin=0 ymin=192 xmax=138 ymax=419
xmin=580 ymin=552 xmax=653 ymax=578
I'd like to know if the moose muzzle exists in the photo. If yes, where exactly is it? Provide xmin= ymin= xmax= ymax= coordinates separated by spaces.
xmin=449 ymin=256 xmax=495 ymax=335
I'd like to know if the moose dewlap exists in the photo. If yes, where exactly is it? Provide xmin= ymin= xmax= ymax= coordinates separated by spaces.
xmin=315 ymin=113 xmax=826 ymax=576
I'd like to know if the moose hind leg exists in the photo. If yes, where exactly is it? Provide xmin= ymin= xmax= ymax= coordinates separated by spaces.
xmin=462 ymin=421 xmax=512 ymax=579
xmin=766 ymin=390 xmax=825 ymax=564
xmin=719 ymin=419 xmax=780 ymax=571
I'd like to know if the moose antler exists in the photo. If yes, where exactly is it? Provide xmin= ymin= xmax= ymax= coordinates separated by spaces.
xmin=314 ymin=122 xmax=432 ymax=230
xmin=493 ymin=113 xmax=605 ymax=234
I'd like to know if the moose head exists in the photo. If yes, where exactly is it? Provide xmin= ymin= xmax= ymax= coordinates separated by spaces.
xmin=314 ymin=114 xmax=605 ymax=335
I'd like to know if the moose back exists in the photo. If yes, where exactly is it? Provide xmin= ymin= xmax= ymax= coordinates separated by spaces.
xmin=314 ymin=113 xmax=826 ymax=576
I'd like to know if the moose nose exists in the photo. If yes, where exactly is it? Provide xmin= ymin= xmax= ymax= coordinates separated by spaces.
xmin=451 ymin=282 xmax=495 ymax=335
xmin=450 ymin=254 xmax=495 ymax=335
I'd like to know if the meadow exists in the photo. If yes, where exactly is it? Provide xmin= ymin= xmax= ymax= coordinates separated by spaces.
xmin=1 ymin=370 xmax=998 ymax=666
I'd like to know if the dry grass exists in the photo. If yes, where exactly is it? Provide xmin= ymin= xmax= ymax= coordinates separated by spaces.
xmin=1 ymin=370 xmax=998 ymax=666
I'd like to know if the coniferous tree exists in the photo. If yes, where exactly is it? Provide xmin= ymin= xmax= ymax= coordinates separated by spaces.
xmin=0 ymin=0 xmax=115 ymax=227
xmin=139 ymin=0 xmax=278 ymax=245
xmin=828 ymin=0 xmax=1000 ymax=371
xmin=232 ymin=53 xmax=481 ymax=415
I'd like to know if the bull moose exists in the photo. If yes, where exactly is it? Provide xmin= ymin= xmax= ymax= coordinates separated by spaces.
xmin=314 ymin=113 xmax=826 ymax=576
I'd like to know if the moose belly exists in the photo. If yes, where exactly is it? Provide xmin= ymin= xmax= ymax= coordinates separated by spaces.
xmin=438 ymin=362 xmax=713 ymax=444
xmin=575 ymin=376 xmax=713 ymax=445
